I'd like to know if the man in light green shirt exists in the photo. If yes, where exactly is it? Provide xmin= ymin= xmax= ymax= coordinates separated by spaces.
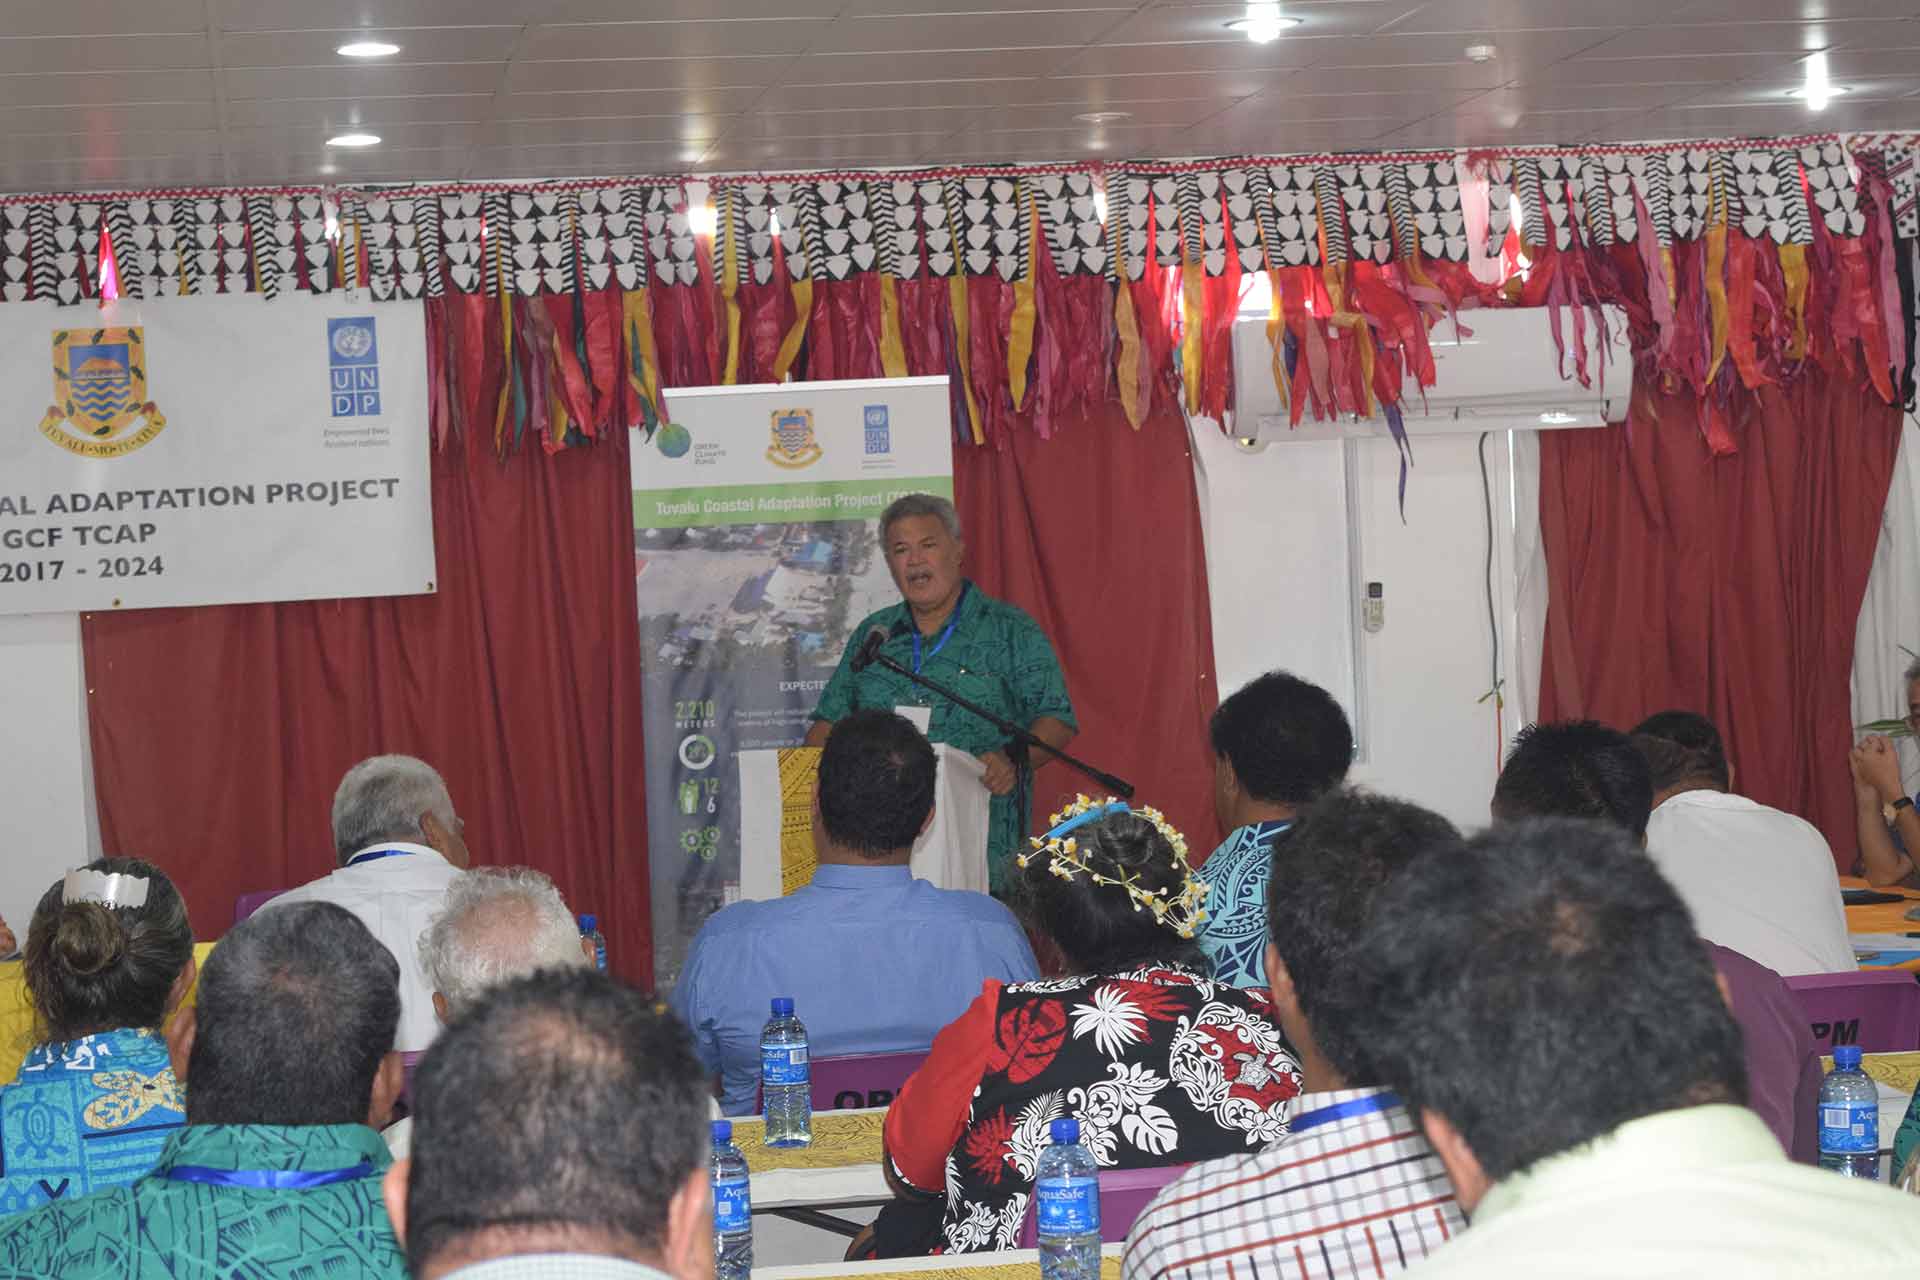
xmin=1349 ymin=817 xmax=1920 ymax=1279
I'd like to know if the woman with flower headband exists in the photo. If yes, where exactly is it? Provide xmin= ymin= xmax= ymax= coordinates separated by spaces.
xmin=854 ymin=797 xmax=1304 ymax=1258
xmin=0 ymin=858 xmax=195 ymax=1216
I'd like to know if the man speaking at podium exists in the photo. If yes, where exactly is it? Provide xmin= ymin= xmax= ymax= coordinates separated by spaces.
xmin=806 ymin=493 xmax=1076 ymax=894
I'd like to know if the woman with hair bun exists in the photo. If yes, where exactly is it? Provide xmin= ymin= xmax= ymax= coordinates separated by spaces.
xmin=0 ymin=857 xmax=195 ymax=1216
xmin=862 ymin=798 xmax=1303 ymax=1257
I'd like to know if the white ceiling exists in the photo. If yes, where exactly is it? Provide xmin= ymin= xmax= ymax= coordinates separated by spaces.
xmin=7 ymin=0 xmax=1920 ymax=191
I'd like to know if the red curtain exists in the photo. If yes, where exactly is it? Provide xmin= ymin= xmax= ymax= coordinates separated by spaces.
xmin=81 ymin=425 xmax=654 ymax=985
xmin=1538 ymin=370 xmax=1902 ymax=869
xmin=954 ymin=405 xmax=1221 ymax=856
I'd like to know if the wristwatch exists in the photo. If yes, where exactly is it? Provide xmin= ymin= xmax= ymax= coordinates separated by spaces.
xmin=1886 ymin=796 xmax=1915 ymax=823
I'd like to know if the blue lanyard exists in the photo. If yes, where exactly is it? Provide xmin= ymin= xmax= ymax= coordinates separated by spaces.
xmin=1289 ymin=1091 xmax=1401 ymax=1134
xmin=911 ymin=584 xmax=969 ymax=675
xmin=345 ymin=847 xmax=415 ymax=868
xmin=165 ymin=1163 xmax=377 ymax=1190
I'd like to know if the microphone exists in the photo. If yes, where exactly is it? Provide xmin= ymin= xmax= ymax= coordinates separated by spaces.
xmin=850 ymin=625 xmax=889 ymax=673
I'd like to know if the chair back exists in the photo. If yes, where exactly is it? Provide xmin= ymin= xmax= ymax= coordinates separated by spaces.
xmin=1786 ymin=970 xmax=1920 ymax=1052
xmin=232 ymin=889 xmax=285 ymax=925
xmin=1016 ymin=1163 xmax=1190 ymax=1248
xmin=752 ymin=1049 xmax=929 ymax=1114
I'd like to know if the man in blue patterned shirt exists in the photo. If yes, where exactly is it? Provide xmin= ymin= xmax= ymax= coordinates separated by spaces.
xmin=1196 ymin=671 xmax=1353 ymax=988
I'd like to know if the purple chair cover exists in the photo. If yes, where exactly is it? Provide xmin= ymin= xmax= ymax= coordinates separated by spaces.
xmin=754 ymin=1049 xmax=930 ymax=1114
xmin=1786 ymin=969 xmax=1920 ymax=1053
xmin=1017 ymin=1162 xmax=1191 ymax=1247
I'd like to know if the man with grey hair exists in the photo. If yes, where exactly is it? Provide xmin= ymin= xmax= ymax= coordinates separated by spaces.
xmin=260 ymin=754 xmax=471 ymax=1052
xmin=807 ymin=492 xmax=1076 ymax=893
xmin=1854 ymin=653 xmax=1920 ymax=887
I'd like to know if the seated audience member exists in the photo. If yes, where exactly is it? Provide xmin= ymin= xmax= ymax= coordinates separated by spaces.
xmin=0 ymin=902 xmax=408 ymax=1278
xmin=864 ymin=797 xmax=1302 ymax=1257
xmin=383 ymin=968 xmax=711 ymax=1280
xmin=1196 ymin=671 xmax=1353 ymax=988
xmin=1492 ymin=720 xmax=1820 ymax=1162
xmin=380 ymin=867 xmax=596 ymax=1158
xmin=1633 ymin=710 xmax=1853 ymax=976
xmin=1125 ymin=791 xmax=1466 ymax=1279
xmin=262 ymin=754 xmax=470 ymax=1052
xmin=1851 ymin=660 xmax=1920 ymax=886
xmin=0 ymin=860 xmax=195 ymax=1215
xmin=1348 ymin=819 xmax=1920 ymax=1276
xmin=672 ymin=709 xmax=1039 ymax=1115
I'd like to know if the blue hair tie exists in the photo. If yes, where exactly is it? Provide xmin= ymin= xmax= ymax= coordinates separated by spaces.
xmin=1041 ymin=802 xmax=1132 ymax=842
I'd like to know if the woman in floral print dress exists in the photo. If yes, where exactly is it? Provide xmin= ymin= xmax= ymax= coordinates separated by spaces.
xmin=860 ymin=798 xmax=1304 ymax=1257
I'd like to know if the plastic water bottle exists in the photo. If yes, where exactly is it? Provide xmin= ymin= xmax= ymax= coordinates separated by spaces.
xmin=710 ymin=1120 xmax=753 ymax=1279
xmin=760 ymin=996 xmax=812 ymax=1148
xmin=578 ymin=914 xmax=607 ymax=971
xmin=1035 ymin=1117 xmax=1100 ymax=1280
xmin=1819 ymin=1045 xmax=1881 ymax=1179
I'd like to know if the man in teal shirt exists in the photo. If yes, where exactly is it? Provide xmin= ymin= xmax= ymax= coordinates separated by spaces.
xmin=0 ymin=902 xmax=408 ymax=1279
xmin=808 ymin=493 xmax=1076 ymax=893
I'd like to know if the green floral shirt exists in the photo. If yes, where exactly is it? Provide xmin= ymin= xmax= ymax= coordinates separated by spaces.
xmin=0 ymin=1123 xmax=403 ymax=1279
xmin=813 ymin=580 xmax=1075 ymax=891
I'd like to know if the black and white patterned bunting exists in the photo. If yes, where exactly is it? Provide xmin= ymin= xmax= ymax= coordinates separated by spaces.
xmin=1407 ymin=159 xmax=1468 ymax=262
xmin=1803 ymin=142 xmax=1866 ymax=237
xmin=1035 ymin=172 xmax=1107 ymax=277
xmin=1265 ymin=164 xmax=1321 ymax=268
xmin=1314 ymin=166 xmax=1348 ymax=267
xmin=1667 ymin=149 xmax=1715 ymax=241
xmin=1481 ymin=159 xmax=1514 ymax=256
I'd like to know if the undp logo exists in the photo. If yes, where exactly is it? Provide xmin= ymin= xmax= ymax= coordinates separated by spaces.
xmin=863 ymin=404 xmax=890 ymax=456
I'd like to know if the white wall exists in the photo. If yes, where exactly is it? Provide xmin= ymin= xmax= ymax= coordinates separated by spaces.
xmin=0 ymin=611 xmax=101 ymax=943
xmin=1192 ymin=420 xmax=1536 ymax=835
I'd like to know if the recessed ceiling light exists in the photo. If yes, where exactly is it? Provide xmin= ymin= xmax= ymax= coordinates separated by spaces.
xmin=1783 ymin=84 xmax=1851 ymax=98
xmin=1224 ymin=14 xmax=1303 ymax=42
xmin=1796 ymin=50 xmax=1840 ymax=110
xmin=1464 ymin=43 xmax=1498 ymax=63
xmin=1074 ymin=110 xmax=1132 ymax=124
xmin=336 ymin=40 xmax=400 ymax=58
xmin=326 ymin=132 xmax=382 ymax=148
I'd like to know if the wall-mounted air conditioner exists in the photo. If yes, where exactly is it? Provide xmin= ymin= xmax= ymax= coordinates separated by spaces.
xmin=1231 ymin=305 xmax=1635 ymax=444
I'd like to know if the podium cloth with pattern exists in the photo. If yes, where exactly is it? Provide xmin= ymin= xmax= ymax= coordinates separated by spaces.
xmin=811 ymin=579 xmax=1075 ymax=893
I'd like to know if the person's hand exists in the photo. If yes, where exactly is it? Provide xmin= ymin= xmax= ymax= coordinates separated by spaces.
xmin=1853 ymin=734 xmax=1907 ymax=805
xmin=0 ymin=916 xmax=15 ymax=957
xmin=978 ymin=750 xmax=1017 ymax=796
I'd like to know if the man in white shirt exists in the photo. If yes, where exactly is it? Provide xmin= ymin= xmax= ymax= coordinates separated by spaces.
xmin=1347 ymin=818 xmax=1920 ymax=1279
xmin=1633 ymin=711 xmax=1854 ymax=976
xmin=259 ymin=754 xmax=469 ymax=1052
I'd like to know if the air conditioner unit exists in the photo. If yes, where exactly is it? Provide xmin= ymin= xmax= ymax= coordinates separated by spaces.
xmin=1230 ymin=304 xmax=1635 ymax=444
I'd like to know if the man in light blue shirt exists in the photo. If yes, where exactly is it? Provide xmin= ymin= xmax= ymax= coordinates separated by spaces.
xmin=672 ymin=709 xmax=1039 ymax=1114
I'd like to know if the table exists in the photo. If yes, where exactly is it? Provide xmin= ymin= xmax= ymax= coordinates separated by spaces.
xmin=1841 ymin=876 xmax=1920 ymax=970
xmin=0 ymin=941 xmax=216 ymax=1086
xmin=1816 ymin=1049 xmax=1919 ymax=1177
xmin=755 ymin=1244 xmax=1123 ymax=1279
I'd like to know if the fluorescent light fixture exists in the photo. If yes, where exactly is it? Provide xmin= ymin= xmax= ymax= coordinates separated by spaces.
xmin=688 ymin=202 xmax=718 ymax=238
xmin=336 ymin=40 xmax=401 ymax=58
xmin=1799 ymin=51 xmax=1836 ymax=111
xmin=1093 ymin=189 xmax=1109 ymax=222
xmin=326 ymin=132 xmax=382 ymax=148
xmin=1074 ymin=110 xmax=1132 ymax=124
xmin=1226 ymin=2 xmax=1301 ymax=43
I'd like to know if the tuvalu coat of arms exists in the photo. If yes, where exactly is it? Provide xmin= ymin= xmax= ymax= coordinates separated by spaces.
xmin=39 ymin=326 xmax=168 ymax=459
xmin=766 ymin=408 xmax=822 ymax=469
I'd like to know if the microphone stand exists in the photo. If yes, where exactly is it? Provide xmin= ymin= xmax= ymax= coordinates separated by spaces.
xmin=854 ymin=647 xmax=1135 ymax=850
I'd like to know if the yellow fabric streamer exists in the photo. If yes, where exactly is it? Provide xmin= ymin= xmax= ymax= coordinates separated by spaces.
xmin=878 ymin=274 xmax=907 ymax=378
xmin=941 ymin=184 xmax=985 ymax=444
xmin=1661 ymin=246 xmax=1679 ymax=320
xmin=1704 ymin=178 xmax=1730 ymax=385
xmin=719 ymin=190 xmax=742 ymax=385
xmin=1246 ymin=197 xmax=1288 ymax=415
xmin=622 ymin=288 xmax=664 ymax=414
xmin=1779 ymin=242 xmax=1810 ymax=359
xmin=1114 ymin=276 xmax=1145 ymax=429
xmin=1006 ymin=190 xmax=1039 ymax=412
xmin=1180 ymin=257 xmax=1204 ymax=416
xmin=774 ymin=278 xmax=812 ymax=382
xmin=492 ymin=233 xmax=514 ymax=451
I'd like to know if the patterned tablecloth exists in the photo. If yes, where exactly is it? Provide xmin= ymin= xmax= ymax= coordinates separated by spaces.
xmin=754 ymin=1245 xmax=1123 ymax=1279
xmin=733 ymin=1107 xmax=890 ymax=1210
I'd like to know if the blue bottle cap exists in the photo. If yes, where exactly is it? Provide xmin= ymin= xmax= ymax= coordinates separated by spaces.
xmin=1050 ymin=1117 xmax=1080 ymax=1145
xmin=771 ymin=996 xmax=794 ymax=1016
xmin=579 ymin=913 xmax=597 ymax=932
xmin=712 ymin=1120 xmax=732 ymax=1145
xmin=1834 ymin=1044 xmax=1864 ymax=1068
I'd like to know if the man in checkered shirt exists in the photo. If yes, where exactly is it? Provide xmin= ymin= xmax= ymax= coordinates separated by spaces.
xmin=1123 ymin=791 xmax=1466 ymax=1279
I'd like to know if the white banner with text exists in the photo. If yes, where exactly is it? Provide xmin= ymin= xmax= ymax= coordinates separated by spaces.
xmin=0 ymin=295 xmax=434 ymax=615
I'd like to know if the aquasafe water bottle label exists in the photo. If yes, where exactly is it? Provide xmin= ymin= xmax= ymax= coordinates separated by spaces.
xmin=713 ymin=1176 xmax=752 ymax=1232
xmin=761 ymin=1043 xmax=810 ymax=1086
xmin=1035 ymin=1175 xmax=1100 ymax=1235
xmin=1819 ymin=1100 xmax=1879 ymax=1154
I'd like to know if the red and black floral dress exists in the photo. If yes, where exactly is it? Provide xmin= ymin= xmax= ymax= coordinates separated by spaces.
xmin=881 ymin=962 xmax=1302 ymax=1255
